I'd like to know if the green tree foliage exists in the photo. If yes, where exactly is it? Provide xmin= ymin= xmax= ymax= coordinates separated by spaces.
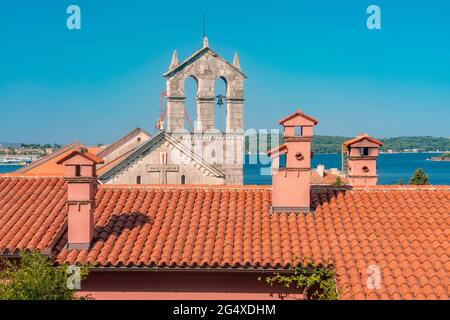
xmin=0 ymin=252 xmax=89 ymax=300
xmin=382 ymin=136 xmax=450 ymax=153
xmin=408 ymin=168 xmax=430 ymax=185
xmin=331 ymin=176 xmax=345 ymax=187
xmin=260 ymin=259 xmax=338 ymax=300
xmin=312 ymin=135 xmax=350 ymax=154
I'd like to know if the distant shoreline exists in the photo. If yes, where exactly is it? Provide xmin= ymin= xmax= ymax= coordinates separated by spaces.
xmin=246 ymin=151 xmax=447 ymax=156
xmin=427 ymin=156 xmax=450 ymax=162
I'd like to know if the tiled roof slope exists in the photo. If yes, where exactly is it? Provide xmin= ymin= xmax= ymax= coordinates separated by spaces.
xmin=55 ymin=184 xmax=449 ymax=300
xmin=0 ymin=176 xmax=449 ymax=299
xmin=0 ymin=177 xmax=67 ymax=254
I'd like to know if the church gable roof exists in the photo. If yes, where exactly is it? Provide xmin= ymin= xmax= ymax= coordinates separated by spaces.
xmin=98 ymin=131 xmax=225 ymax=181
xmin=163 ymin=46 xmax=247 ymax=79
xmin=96 ymin=128 xmax=151 ymax=159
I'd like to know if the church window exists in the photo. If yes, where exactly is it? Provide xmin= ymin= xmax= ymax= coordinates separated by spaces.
xmin=136 ymin=176 xmax=141 ymax=184
xmin=295 ymin=126 xmax=302 ymax=136
xmin=181 ymin=175 xmax=186 ymax=185
xmin=360 ymin=147 xmax=369 ymax=156
xmin=137 ymin=137 xmax=141 ymax=143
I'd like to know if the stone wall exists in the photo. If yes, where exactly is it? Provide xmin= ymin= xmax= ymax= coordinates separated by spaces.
xmin=103 ymin=139 xmax=225 ymax=185
xmin=170 ymin=132 xmax=244 ymax=185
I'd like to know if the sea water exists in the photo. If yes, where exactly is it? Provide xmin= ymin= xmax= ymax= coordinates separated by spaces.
xmin=244 ymin=153 xmax=450 ymax=185
xmin=1 ymin=153 xmax=449 ymax=185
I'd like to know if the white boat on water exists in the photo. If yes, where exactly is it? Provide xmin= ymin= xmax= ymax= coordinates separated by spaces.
xmin=0 ymin=157 xmax=32 ymax=166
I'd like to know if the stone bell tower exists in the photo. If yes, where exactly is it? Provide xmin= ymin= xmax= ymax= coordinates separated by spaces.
xmin=163 ymin=37 xmax=246 ymax=133
xmin=162 ymin=37 xmax=247 ymax=184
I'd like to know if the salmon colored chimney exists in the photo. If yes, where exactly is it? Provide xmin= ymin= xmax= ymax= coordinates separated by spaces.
xmin=268 ymin=109 xmax=318 ymax=213
xmin=343 ymin=134 xmax=383 ymax=186
xmin=57 ymin=147 xmax=104 ymax=249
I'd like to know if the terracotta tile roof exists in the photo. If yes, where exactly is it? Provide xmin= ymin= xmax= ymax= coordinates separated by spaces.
xmin=56 ymin=184 xmax=449 ymax=300
xmin=0 ymin=176 xmax=449 ymax=299
xmin=0 ymin=177 xmax=67 ymax=254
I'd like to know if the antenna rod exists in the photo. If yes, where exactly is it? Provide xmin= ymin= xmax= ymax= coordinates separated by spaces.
xmin=202 ymin=12 xmax=206 ymax=39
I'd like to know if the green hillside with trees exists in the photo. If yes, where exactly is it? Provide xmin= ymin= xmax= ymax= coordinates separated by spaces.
xmin=245 ymin=135 xmax=450 ymax=154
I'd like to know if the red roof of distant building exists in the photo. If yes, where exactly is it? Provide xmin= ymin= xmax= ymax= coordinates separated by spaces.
xmin=0 ymin=176 xmax=448 ymax=299
xmin=310 ymin=170 xmax=348 ymax=185
xmin=8 ymin=143 xmax=103 ymax=177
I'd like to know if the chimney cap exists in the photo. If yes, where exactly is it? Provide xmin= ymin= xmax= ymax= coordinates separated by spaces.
xmin=343 ymin=134 xmax=383 ymax=147
xmin=278 ymin=109 xmax=319 ymax=126
xmin=56 ymin=147 xmax=104 ymax=165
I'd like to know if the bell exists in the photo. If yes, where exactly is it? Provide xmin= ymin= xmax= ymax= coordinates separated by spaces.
xmin=216 ymin=94 xmax=224 ymax=107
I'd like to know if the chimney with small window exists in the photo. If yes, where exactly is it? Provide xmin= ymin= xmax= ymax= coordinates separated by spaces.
xmin=57 ymin=147 xmax=104 ymax=249
xmin=343 ymin=133 xmax=383 ymax=186
xmin=268 ymin=109 xmax=318 ymax=213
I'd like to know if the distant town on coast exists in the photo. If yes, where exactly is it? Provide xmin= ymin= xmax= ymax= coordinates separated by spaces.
xmin=1 ymin=135 xmax=449 ymax=165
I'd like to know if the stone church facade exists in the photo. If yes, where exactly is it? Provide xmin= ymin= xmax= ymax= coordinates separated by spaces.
xmin=98 ymin=38 xmax=245 ymax=185
xmin=98 ymin=131 xmax=225 ymax=185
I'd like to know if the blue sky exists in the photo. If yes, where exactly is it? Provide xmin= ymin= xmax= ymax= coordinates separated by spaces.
xmin=0 ymin=0 xmax=449 ymax=145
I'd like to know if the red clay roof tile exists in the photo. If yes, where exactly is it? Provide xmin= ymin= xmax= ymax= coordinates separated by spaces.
xmin=0 ymin=176 xmax=449 ymax=299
